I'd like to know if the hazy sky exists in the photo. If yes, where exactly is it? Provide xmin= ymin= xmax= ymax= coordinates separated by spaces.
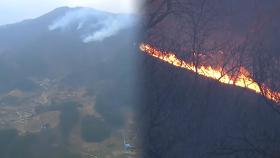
xmin=0 ymin=0 xmax=139 ymax=25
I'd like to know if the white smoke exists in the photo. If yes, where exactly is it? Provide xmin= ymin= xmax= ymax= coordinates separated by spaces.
xmin=48 ymin=8 xmax=136 ymax=42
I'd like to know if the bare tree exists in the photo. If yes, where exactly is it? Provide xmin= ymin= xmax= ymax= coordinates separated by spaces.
xmin=172 ymin=0 xmax=222 ymax=73
xmin=142 ymin=0 xmax=174 ymax=29
xmin=245 ymin=2 xmax=280 ymax=110
xmin=206 ymin=3 xmax=280 ymax=157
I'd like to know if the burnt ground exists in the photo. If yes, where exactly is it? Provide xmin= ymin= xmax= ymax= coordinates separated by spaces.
xmin=137 ymin=53 xmax=280 ymax=158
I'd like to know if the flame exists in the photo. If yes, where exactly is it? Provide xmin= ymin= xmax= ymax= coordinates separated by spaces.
xmin=140 ymin=43 xmax=280 ymax=104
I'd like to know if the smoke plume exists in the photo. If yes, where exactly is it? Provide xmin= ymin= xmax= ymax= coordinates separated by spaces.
xmin=49 ymin=8 xmax=136 ymax=42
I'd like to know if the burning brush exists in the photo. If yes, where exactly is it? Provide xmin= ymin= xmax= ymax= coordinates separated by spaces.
xmin=140 ymin=43 xmax=280 ymax=104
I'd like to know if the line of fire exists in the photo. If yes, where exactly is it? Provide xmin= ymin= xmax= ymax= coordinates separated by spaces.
xmin=140 ymin=43 xmax=280 ymax=104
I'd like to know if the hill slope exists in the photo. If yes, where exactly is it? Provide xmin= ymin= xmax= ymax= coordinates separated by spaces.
xmin=0 ymin=7 xmax=139 ymax=93
xmin=138 ymin=53 xmax=280 ymax=158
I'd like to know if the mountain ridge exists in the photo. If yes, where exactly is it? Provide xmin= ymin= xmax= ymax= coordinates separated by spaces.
xmin=0 ymin=6 xmax=137 ymax=47
xmin=0 ymin=6 xmax=138 ymax=93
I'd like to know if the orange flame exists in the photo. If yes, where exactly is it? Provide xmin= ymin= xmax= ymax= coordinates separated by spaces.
xmin=140 ymin=43 xmax=280 ymax=104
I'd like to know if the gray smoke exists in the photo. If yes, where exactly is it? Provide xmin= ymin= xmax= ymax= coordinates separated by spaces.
xmin=48 ymin=8 xmax=136 ymax=42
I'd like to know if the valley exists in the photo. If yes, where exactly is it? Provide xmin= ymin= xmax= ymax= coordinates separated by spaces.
xmin=0 ymin=77 xmax=139 ymax=158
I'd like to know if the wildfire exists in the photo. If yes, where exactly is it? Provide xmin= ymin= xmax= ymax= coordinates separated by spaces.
xmin=140 ymin=43 xmax=280 ymax=104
